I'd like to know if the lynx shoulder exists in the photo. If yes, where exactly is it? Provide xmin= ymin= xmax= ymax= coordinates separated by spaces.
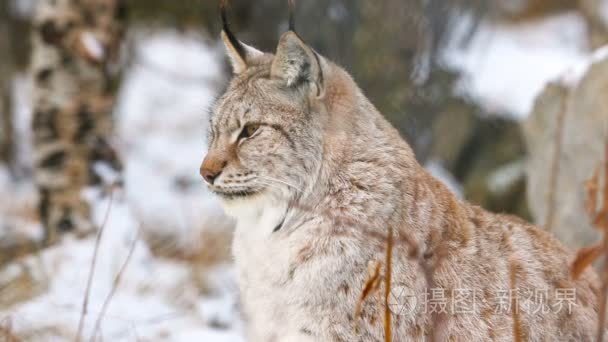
xmin=200 ymin=3 xmax=601 ymax=341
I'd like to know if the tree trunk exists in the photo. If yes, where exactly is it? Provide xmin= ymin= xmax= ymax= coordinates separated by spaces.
xmin=31 ymin=0 xmax=125 ymax=244
xmin=579 ymin=0 xmax=608 ymax=49
xmin=0 ymin=0 xmax=14 ymax=170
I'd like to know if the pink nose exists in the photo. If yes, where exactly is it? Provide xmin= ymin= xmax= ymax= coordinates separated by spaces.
xmin=200 ymin=155 xmax=227 ymax=185
xmin=200 ymin=167 xmax=221 ymax=184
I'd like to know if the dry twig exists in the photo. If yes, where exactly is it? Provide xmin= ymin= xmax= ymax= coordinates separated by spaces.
xmin=90 ymin=228 xmax=140 ymax=341
xmin=509 ymin=261 xmax=522 ymax=342
xmin=355 ymin=261 xmax=381 ymax=321
xmin=75 ymin=188 xmax=115 ymax=342
xmin=572 ymin=243 xmax=603 ymax=279
xmin=383 ymin=225 xmax=393 ymax=342
xmin=597 ymin=142 xmax=608 ymax=342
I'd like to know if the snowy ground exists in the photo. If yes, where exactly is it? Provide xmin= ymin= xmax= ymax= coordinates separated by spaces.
xmin=0 ymin=30 xmax=244 ymax=341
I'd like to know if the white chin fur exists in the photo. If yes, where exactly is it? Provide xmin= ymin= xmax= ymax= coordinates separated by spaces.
xmin=219 ymin=193 xmax=266 ymax=219
xmin=219 ymin=190 xmax=289 ymax=229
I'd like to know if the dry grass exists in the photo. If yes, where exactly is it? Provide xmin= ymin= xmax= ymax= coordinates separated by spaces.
xmin=142 ymin=217 xmax=233 ymax=267
xmin=355 ymin=260 xmax=381 ymax=321
xmin=139 ymin=213 xmax=235 ymax=299
xmin=0 ymin=195 xmax=43 ymax=270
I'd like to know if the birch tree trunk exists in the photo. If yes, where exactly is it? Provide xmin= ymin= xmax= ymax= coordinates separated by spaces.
xmin=31 ymin=0 xmax=125 ymax=243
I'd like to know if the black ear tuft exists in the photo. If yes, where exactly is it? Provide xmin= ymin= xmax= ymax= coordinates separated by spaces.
xmin=288 ymin=0 xmax=296 ymax=32
xmin=219 ymin=0 xmax=264 ymax=74
xmin=220 ymin=0 xmax=245 ymax=59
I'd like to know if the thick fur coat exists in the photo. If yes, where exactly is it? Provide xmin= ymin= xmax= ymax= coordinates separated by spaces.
xmin=200 ymin=22 xmax=601 ymax=342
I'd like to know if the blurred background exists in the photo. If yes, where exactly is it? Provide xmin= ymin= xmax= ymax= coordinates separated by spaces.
xmin=0 ymin=0 xmax=607 ymax=340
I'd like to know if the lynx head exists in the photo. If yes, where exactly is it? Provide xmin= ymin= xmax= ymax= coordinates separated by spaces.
xmin=200 ymin=1 xmax=331 ymax=212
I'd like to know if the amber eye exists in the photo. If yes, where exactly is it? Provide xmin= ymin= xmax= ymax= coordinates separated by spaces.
xmin=239 ymin=124 xmax=260 ymax=140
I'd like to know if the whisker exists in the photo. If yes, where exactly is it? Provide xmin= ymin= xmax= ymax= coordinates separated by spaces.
xmin=255 ymin=179 xmax=289 ymax=194
xmin=256 ymin=176 xmax=303 ymax=193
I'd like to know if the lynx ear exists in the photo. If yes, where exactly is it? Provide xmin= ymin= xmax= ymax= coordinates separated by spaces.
xmin=271 ymin=31 xmax=323 ymax=92
xmin=221 ymin=31 xmax=264 ymax=74
xmin=220 ymin=0 xmax=263 ymax=74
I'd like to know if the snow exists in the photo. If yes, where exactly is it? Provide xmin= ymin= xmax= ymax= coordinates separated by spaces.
xmin=560 ymin=45 xmax=608 ymax=87
xmin=0 ymin=30 xmax=243 ymax=341
xmin=2 ymin=210 xmax=240 ymax=340
xmin=424 ymin=160 xmax=463 ymax=198
xmin=444 ymin=11 xmax=590 ymax=119
xmin=115 ymin=30 xmax=228 ymax=239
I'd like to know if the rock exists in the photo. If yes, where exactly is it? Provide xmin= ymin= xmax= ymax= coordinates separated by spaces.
xmin=430 ymin=104 xmax=530 ymax=219
xmin=524 ymin=52 xmax=608 ymax=249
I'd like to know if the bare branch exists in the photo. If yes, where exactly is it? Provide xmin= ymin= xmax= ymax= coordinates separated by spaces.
xmin=75 ymin=188 xmax=115 ymax=342
xmin=510 ymin=260 xmax=522 ymax=342
xmin=383 ymin=224 xmax=393 ymax=342
xmin=90 ymin=228 xmax=140 ymax=341
xmin=596 ymin=141 xmax=608 ymax=342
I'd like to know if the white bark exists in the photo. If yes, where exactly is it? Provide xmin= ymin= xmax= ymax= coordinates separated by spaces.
xmin=31 ymin=0 xmax=124 ymax=243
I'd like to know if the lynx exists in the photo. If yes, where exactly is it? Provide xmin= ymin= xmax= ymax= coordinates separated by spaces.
xmin=200 ymin=3 xmax=601 ymax=341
